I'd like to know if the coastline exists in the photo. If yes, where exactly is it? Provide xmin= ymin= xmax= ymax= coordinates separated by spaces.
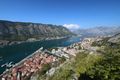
xmin=0 ymin=36 xmax=71 ymax=48
xmin=0 ymin=36 xmax=80 ymax=75
xmin=0 ymin=37 xmax=81 ymax=80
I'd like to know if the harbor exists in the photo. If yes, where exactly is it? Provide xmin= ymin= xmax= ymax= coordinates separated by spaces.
xmin=0 ymin=39 xmax=81 ymax=80
xmin=0 ymin=36 xmax=81 ymax=74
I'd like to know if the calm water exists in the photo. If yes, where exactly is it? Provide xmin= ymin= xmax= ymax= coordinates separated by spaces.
xmin=0 ymin=36 xmax=80 ymax=74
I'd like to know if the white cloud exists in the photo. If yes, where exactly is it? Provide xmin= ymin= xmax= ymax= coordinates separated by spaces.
xmin=63 ymin=24 xmax=80 ymax=30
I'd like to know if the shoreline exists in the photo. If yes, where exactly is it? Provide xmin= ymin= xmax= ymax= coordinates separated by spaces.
xmin=0 ymin=35 xmax=80 ymax=76
xmin=0 ymin=37 xmax=81 ymax=79
xmin=0 ymin=36 xmax=71 ymax=48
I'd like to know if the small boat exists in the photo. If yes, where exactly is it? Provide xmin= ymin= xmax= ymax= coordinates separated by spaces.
xmin=1 ymin=62 xmax=14 ymax=68
xmin=7 ymin=62 xmax=14 ymax=67
xmin=1 ymin=63 xmax=8 ymax=67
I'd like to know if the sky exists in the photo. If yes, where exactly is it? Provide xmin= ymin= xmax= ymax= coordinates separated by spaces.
xmin=0 ymin=0 xmax=120 ymax=29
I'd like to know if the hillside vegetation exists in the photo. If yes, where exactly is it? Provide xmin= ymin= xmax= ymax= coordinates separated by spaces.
xmin=37 ymin=33 xmax=120 ymax=80
xmin=86 ymin=35 xmax=120 ymax=80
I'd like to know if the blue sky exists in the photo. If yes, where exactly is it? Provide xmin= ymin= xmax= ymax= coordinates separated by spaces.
xmin=0 ymin=0 xmax=120 ymax=29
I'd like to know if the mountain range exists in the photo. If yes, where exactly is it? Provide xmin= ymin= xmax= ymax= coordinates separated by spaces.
xmin=0 ymin=20 xmax=72 ymax=41
xmin=74 ymin=26 xmax=120 ymax=37
xmin=108 ymin=33 xmax=120 ymax=43
xmin=0 ymin=20 xmax=73 ymax=47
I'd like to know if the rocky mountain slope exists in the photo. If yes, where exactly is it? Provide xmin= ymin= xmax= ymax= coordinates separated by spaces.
xmin=0 ymin=20 xmax=73 ymax=47
xmin=108 ymin=33 xmax=120 ymax=43
xmin=0 ymin=20 xmax=72 ymax=41
xmin=75 ymin=26 xmax=120 ymax=37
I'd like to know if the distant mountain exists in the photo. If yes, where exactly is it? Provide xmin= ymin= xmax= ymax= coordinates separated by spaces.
xmin=108 ymin=33 xmax=120 ymax=43
xmin=0 ymin=20 xmax=73 ymax=47
xmin=75 ymin=26 xmax=120 ymax=37
xmin=0 ymin=20 xmax=73 ymax=41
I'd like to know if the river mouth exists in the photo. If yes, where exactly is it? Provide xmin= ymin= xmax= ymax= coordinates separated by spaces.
xmin=0 ymin=36 xmax=81 ymax=74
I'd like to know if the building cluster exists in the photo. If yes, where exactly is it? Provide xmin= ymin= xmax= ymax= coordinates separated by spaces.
xmin=1 ymin=50 xmax=58 ymax=80
xmin=51 ymin=42 xmax=81 ymax=59
xmin=81 ymin=38 xmax=102 ymax=50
